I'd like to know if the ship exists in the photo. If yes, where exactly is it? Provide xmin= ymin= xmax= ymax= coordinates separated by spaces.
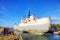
xmin=14 ymin=11 xmax=51 ymax=35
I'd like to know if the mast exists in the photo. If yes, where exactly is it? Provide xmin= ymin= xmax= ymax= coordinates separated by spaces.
xmin=28 ymin=10 xmax=30 ymax=18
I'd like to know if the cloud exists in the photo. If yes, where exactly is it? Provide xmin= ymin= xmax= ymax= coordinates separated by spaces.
xmin=1 ymin=6 xmax=8 ymax=12
xmin=51 ymin=17 xmax=60 ymax=21
xmin=0 ymin=6 xmax=8 ymax=17
xmin=0 ymin=11 xmax=5 ymax=17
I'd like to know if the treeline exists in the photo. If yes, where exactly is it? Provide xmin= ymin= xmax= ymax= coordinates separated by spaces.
xmin=51 ymin=24 xmax=60 ymax=31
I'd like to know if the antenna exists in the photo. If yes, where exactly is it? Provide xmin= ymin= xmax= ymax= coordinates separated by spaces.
xmin=28 ymin=10 xmax=30 ymax=18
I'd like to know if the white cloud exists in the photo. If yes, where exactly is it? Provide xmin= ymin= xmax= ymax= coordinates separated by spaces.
xmin=1 ymin=6 xmax=8 ymax=12
xmin=0 ymin=11 xmax=5 ymax=16
xmin=51 ymin=17 xmax=60 ymax=21
xmin=0 ymin=6 xmax=8 ymax=16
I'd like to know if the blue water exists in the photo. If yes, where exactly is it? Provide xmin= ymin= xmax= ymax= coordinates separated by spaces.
xmin=15 ymin=31 xmax=60 ymax=40
xmin=46 ymin=33 xmax=60 ymax=40
xmin=21 ymin=33 xmax=60 ymax=40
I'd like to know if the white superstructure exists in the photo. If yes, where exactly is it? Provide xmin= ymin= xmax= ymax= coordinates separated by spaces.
xmin=14 ymin=11 xmax=51 ymax=35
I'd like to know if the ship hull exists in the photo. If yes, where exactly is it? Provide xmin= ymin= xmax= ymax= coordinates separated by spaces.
xmin=14 ymin=18 xmax=51 ymax=34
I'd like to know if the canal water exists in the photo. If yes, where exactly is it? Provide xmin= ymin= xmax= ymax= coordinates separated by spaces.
xmin=46 ymin=33 xmax=60 ymax=40
xmin=15 ymin=30 xmax=60 ymax=40
xmin=21 ymin=33 xmax=60 ymax=40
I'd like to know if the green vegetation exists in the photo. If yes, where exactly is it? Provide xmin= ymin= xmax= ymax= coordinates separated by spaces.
xmin=51 ymin=24 xmax=60 ymax=31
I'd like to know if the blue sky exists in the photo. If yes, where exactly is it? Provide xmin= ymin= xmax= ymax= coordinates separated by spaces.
xmin=0 ymin=0 xmax=60 ymax=28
